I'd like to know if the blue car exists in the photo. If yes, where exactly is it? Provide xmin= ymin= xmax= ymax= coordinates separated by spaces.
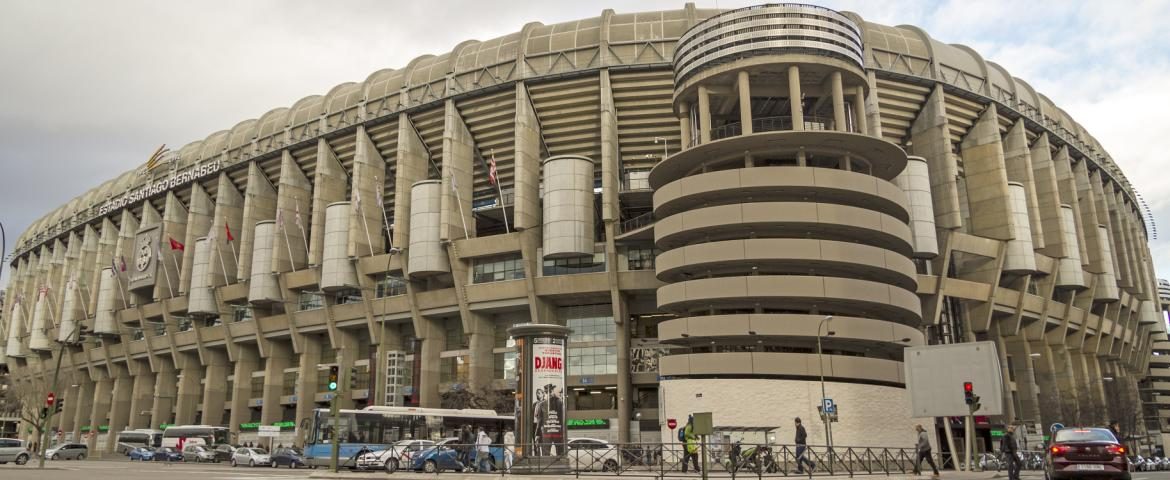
xmin=129 ymin=447 xmax=155 ymax=461
xmin=152 ymin=447 xmax=183 ymax=462
xmin=410 ymin=439 xmax=504 ymax=474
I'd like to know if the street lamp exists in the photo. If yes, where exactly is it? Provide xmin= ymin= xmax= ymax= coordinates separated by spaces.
xmin=817 ymin=315 xmax=834 ymax=453
xmin=654 ymin=137 xmax=669 ymax=159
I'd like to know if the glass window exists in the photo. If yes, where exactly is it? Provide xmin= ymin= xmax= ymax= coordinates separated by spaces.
xmin=333 ymin=288 xmax=362 ymax=305
xmin=472 ymin=254 xmax=525 ymax=283
xmin=543 ymin=253 xmax=605 ymax=276
xmin=250 ymin=375 xmax=265 ymax=399
xmin=494 ymin=351 xmax=517 ymax=380
xmin=439 ymin=356 xmax=469 ymax=384
xmin=627 ymin=247 xmax=658 ymax=271
xmin=444 ymin=319 xmax=465 ymax=349
xmin=494 ymin=320 xmax=519 ymax=348
xmin=233 ymin=305 xmax=253 ymax=323
xmin=282 ymin=372 xmax=297 ymax=396
xmin=568 ymin=316 xmax=616 ymax=343
xmin=567 ymin=346 xmax=618 ymax=376
xmin=176 ymin=316 xmax=193 ymax=332
xmin=376 ymin=274 xmax=407 ymax=297
xmin=298 ymin=292 xmax=324 ymax=311
xmin=352 ymin=365 xmax=370 ymax=390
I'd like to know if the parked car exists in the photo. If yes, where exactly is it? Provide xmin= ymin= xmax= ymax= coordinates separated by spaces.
xmin=357 ymin=439 xmax=435 ymax=472
xmin=152 ymin=446 xmax=183 ymax=462
xmin=0 ymin=438 xmax=31 ymax=465
xmin=183 ymin=444 xmax=218 ymax=463
xmin=567 ymin=438 xmax=621 ymax=472
xmin=128 ymin=447 xmax=155 ymax=461
xmin=231 ymin=447 xmax=272 ymax=467
xmin=270 ymin=447 xmax=307 ymax=469
xmin=44 ymin=443 xmax=87 ymax=460
xmin=410 ymin=442 xmax=467 ymax=474
xmin=1045 ymin=428 xmax=1130 ymax=480
xmin=211 ymin=444 xmax=236 ymax=462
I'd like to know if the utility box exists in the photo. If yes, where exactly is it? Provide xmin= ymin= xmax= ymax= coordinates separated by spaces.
xmin=693 ymin=412 xmax=713 ymax=435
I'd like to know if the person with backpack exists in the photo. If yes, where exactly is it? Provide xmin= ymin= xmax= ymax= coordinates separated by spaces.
xmin=913 ymin=424 xmax=939 ymax=478
xmin=681 ymin=415 xmax=699 ymax=473
xmin=1000 ymin=424 xmax=1019 ymax=480
xmin=794 ymin=417 xmax=816 ymax=475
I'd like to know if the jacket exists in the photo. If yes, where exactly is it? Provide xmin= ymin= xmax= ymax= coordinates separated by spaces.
xmin=684 ymin=424 xmax=699 ymax=454
xmin=795 ymin=424 xmax=808 ymax=445
xmin=917 ymin=431 xmax=931 ymax=452
xmin=1000 ymin=433 xmax=1017 ymax=454
xmin=503 ymin=431 xmax=515 ymax=449
xmin=476 ymin=432 xmax=491 ymax=453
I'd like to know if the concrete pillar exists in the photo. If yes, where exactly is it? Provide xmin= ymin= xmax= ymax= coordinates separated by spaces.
xmin=1005 ymin=339 xmax=1042 ymax=428
xmin=105 ymin=365 xmax=132 ymax=454
xmin=679 ymin=102 xmax=692 ymax=149
xmin=415 ymin=317 xmax=444 ymax=408
xmin=87 ymin=369 xmax=112 ymax=452
xmin=1031 ymin=342 xmax=1067 ymax=428
xmin=151 ymin=359 xmax=178 ymax=428
xmin=261 ymin=341 xmax=293 ymax=424
xmin=59 ymin=383 xmax=79 ymax=435
xmin=228 ymin=345 xmax=260 ymax=439
xmin=737 ymin=70 xmax=752 ymax=134
xmin=174 ymin=355 xmax=203 ymax=425
xmin=697 ymin=84 xmax=711 ymax=144
xmin=467 ymin=315 xmax=495 ymax=390
xmin=830 ymin=71 xmax=847 ymax=132
xmin=294 ymin=336 xmax=322 ymax=446
xmin=72 ymin=378 xmax=94 ymax=441
xmin=200 ymin=349 xmax=230 ymax=426
xmin=615 ymin=294 xmax=632 ymax=443
xmin=787 ymin=65 xmax=803 ymax=130
xmin=333 ymin=332 xmax=359 ymax=410
xmin=127 ymin=364 xmax=155 ymax=429
xmin=852 ymin=86 xmax=868 ymax=135
xmin=960 ymin=104 xmax=1014 ymax=240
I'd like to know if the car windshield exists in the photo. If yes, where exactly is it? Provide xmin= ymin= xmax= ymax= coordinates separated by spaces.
xmin=1054 ymin=429 xmax=1117 ymax=443
xmin=253 ymin=449 xmax=268 ymax=455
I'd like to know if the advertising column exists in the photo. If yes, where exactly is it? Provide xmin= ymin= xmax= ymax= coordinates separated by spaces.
xmin=507 ymin=323 xmax=571 ymax=473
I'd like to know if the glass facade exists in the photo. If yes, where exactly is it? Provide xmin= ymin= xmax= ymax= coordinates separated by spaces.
xmin=298 ymin=291 xmax=324 ymax=311
xmin=568 ymin=316 xmax=616 ymax=343
xmin=626 ymin=247 xmax=658 ymax=271
xmin=568 ymin=346 xmax=618 ymax=376
xmin=472 ymin=254 xmax=525 ymax=283
xmin=439 ymin=355 xmax=469 ymax=384
xmin=376 ymin=274 xmax=407 ymax=297
xmin=543 ymin=252 xmax=605 ymax=276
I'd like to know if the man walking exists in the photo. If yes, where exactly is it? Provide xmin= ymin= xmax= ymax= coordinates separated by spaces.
xmin=913 ymin=425 xmax=939 ymax=478
xmin=475 ymin=427 xmax=493 ymax=473
xmin=794 ymin=417 xmax=816 ymax=475
xmin=681 ymin=416 xmax=699 ymax=473
xmin=1001 ymin=425 xmax=1020 ymax=480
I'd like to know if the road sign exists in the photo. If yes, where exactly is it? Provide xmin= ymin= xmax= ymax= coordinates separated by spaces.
xmin=822 ymin=398 xmax=836 ymax=414
xmin=667 ymin=418 xmax=677 ymax=430
xmin=46 ymin=392 xmax=55 ymax=406
xmin=259 ymin=425 xmax=280 ymax=437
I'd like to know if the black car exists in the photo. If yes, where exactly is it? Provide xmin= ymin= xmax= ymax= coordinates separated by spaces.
xmin=270 ymin=447 xmax=307 ymax=469
xmin=211 ymin=444 xmax=236 ymax=463
xmin=1046 ymin=428 xmax=1130 ymax=480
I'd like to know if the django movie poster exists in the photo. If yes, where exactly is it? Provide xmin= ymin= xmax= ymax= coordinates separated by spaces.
xmin=530 ymin=336 xmax=566 ymax=456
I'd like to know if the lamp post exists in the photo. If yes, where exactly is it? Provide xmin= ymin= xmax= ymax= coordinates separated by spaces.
xmin=654 ymin=137 xmax=669 ymax=159
xmin=817 ymin=315 xmax=834 ymax=455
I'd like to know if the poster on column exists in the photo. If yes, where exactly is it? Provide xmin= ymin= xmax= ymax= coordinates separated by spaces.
xmin=530 ymin=337 xmax=565 ymax=457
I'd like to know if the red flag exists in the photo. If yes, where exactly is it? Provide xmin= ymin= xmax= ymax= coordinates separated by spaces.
xmin=119 ymin=255 xmax=127 ymax=272
xmin=169 ymin=237 xmax=185 ymax=251
xmin=488 ymin=153 xmax=499 ymax=186
xmin=225 ymin=221 xmax=234 ymax=242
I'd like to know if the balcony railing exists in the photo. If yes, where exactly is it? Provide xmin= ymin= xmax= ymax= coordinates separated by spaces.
xmin=709 ymin=115 xmax=841 ymax=142
xmin=620 ymin=212 xmax=655 ymax=234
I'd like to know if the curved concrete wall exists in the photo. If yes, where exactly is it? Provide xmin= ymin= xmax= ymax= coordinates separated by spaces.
xmin=247 ymin=221 xmax=282 ymax=304
xmin=28 ymin=292 xmax=51 ymax=351
xmin=4 ymin=303 xmax=23 ymax=358
xmin=1096 ymin=224 xmax=1120 ymax=301
xmin=57 ymin=283 xmax=81 ymax=343
xmin=542 ymin=155 xmax=595 ymax=259
xmin=893 ymin=156 xmax=938 ymax=258
xmin=1057 ymin=205 xmax=1086 ymax=289
xmin=94 ymin=267 xmax=117 ymax=335
xmin=1004 ymin=182 xmax=1037 ymax=273
xmin=187 ymin=237 xmax=216 ymax=315
xmin=407 ymin=180 xmax=449 ymax=277
xmin=320 ymin=201 xmax=359 ymax=291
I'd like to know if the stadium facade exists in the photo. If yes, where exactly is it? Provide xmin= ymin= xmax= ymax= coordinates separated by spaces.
xmin=2 ymin=3 xmax=1166 ymax=452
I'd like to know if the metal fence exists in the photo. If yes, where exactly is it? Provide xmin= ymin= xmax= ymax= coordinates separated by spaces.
xmin=349 ymin=441 xmax=968 ymax=477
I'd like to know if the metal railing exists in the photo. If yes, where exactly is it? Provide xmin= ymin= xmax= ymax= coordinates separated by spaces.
xmin=341 ymin=441 xmax=957 ymax=477
xmin=619 ymin=212 xmax=655 ymax=234
xmin=709 ymin=116 xmax=839 ymax=142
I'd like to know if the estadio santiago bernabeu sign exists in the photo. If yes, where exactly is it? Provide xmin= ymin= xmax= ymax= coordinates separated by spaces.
xmin=98 ymin=159 xmax=223 ymax=216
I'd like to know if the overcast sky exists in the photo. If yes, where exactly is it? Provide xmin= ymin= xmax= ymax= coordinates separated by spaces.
xmin=2 ymin=0 xmax=1169 ymax=288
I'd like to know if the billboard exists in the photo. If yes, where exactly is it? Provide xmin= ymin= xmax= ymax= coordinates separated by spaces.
xmin=904 ymin=341 xmax=1005 ymax=417
xmin=530 ymin=337 xmax=565 ymax=456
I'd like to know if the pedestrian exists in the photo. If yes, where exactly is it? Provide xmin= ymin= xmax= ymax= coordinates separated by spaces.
xmin=682 ymin=416 xmax=699 ymax=473
xmin=476 ymin=427 xmax=493 ymax=472
xmin=913 ymin=424 xmax=939 ymax=478
xmin=1001 ymin=425 xmax=1020 ymax=480
xmin=794 ymin=417 xmax=816 ymax=475
xmin=1109 ymin=421 xmax=1122 ymax=444
xmin=460 ymin=425 xmax=474 ymax=471
xmin=503 ymin=428 xmax=515 ymax=472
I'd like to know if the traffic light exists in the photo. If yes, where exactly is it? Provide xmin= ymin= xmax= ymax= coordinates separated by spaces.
xmin=55 ymin=397 xmax=64 ymax=414
xmin=40 ymin=407 xmax=48 ymax=420
xmin=75 ymin=325 xmax=90 ymax=344
xmin=349 ymin=367 xmax=359 ymax=390
xmin=327 ymin=366 xmax=339 ymax=391
xmin=963 ymin=381 xmax=981 ymax=413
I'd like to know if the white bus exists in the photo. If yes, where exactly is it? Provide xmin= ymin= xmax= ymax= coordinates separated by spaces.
xmin=161 ymin=425 xmax=230 ymax=449
xmin=115 ymin=429 xmax=163 ymax=455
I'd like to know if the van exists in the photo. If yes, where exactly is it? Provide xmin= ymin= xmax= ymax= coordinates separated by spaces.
xmin=0 ymin=438 xmax=31 ymax=465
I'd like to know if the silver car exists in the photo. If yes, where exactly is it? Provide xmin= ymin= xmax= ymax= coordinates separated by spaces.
xmin=0 ymin=438 xmax=31 ymax=465
xmin=45 ymin=443 xmax=88 ymax=460
xmin=231 ymin=447 xmax=271 ymax=467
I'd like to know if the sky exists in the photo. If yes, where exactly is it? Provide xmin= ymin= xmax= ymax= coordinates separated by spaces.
xmin=2 ymin=0 xmax=1169 ymax=288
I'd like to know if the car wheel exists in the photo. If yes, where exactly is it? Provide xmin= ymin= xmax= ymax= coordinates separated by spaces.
xmin=78 ymin=453 xmax=86 ymax=461
xmin=16 ymin=454 xmax=29 ymax=465
xmin=424 ymin=460 xmax=438 ymax=474
xmin=249 ymin=459 xmax=255 ymax=467
xmin=385 ymin=458 xmax=399 ymax=473
xmin=52 ymin=454 xmax=60 ymax=460
xmin=231 ymin=459 xmax=237 ymax=467
xmin=604 ymin=459 xmax=619 ymax=472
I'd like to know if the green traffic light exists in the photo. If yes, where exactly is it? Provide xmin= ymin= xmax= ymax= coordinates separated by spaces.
xmin=328 ymin=381 xmax=338 ymax=391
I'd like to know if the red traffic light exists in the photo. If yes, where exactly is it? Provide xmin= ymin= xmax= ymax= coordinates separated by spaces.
xmin=46 ymin=392 xmax=55 ymax=406
xmin=963 ymin=382 xmax=973 ymax=393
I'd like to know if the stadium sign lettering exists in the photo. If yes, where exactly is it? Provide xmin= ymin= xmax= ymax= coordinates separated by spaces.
xmin=98 ymin=160 xmax=222 ymax=216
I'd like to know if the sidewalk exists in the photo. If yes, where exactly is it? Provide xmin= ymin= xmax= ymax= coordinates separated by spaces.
xmin=308 ymin=469 xmax=1043 ymax=480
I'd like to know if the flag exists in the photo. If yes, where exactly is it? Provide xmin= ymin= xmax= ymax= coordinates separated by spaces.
xmin=119 ymin=256 xmax=127 ymax=272
xmin=169 ymin=237 xmax=185 ymax=251
xmin=488 ymin=152 xmax=499 ymax=186
xmin=225 ymin=220 xmax=234 ymax=242
xmin=38 ymin=286 xmax=49 ymax=299
xmin=294 ymin=201 xmax=303 ymax=228
xmin=111 ymin=257 xmax=118 ymax=274
xmin=276 ymin=208 xmax=284 ymax=226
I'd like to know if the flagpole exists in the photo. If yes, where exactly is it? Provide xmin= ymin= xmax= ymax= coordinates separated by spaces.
xmin=111 ymin=262 xmax=130 ymax=310
xmin=450 ymin=174 xmax=471 ymax=240
xmin=294 ymin=197 xmax=310 ymax=260
xmin=214 ymin=240 xmax=231 ymax=286
xmin=157 ymin=247 xmax=176 ymax=298
xmin=280 ymin=213 xmax=298 ymax=272
xmin=225 ymin=217 xmax=241 ymax=271
xmin=375 ymin=176 xmax=395 ymax=250
xmin=170 ymin=248 xmax=183 ymax=291
xmin=354 ymin=190 xmax=377 ymax=257
xmin=75 ymin=280 xmax=92 ymax=324
xmin=491 ymin=149 xmax=510 ymax=234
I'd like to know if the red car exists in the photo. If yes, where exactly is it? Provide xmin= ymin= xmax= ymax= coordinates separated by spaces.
xmin=1046 ymin=428 xmax=1130 ymax=480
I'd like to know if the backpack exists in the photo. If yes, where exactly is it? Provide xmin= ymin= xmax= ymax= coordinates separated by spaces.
xmin=678 ymin=427 xmax=686 ymax=442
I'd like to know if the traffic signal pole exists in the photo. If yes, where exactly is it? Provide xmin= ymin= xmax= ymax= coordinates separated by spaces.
xmin=37 ymin=324 xmax=79 ymax=469
xmin=328 ymin=395 xmax=339 ymax=472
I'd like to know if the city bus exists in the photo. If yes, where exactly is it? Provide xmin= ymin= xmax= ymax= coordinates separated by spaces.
xmin=114 ymin=429 xmax=163 ymax=455
xmin=304 ymin=406 xmax=513 ymax=467
xmin=161 ymin=425 xmax=231 ymax=449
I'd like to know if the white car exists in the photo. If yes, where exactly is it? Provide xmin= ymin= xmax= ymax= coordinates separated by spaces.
xmin=567 ymin=438 xmax=621 ymax=472
xmin=358 ymin=439 xmax=436 ymax=472
xmin=231 ymin=447 xmax=271 ymax=467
